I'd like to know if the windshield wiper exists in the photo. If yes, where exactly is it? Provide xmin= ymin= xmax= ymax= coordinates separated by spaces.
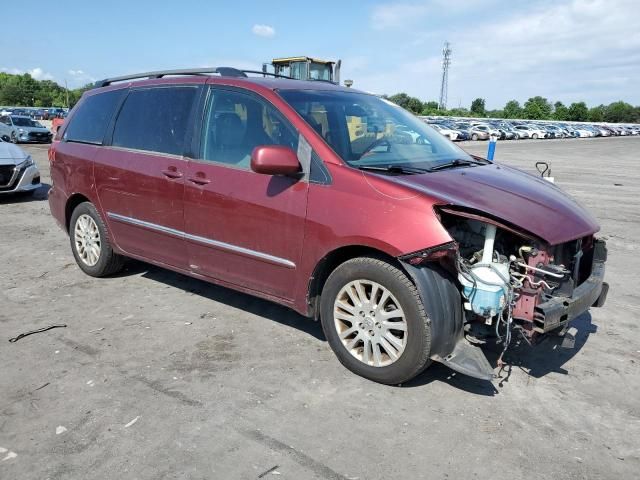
xmin=356 ymin=165 xmax=430 ymax=175
xmin=428 ymin=158 xmax=488 ymax=172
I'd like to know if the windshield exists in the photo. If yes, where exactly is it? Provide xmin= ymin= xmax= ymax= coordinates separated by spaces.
xmin=279 ymin=90 xmax=473 ymax=169
xmin=12 ymin=116 xmax=40 ymax=127
xmin=309 ymin=63 xmax=332 ymax=81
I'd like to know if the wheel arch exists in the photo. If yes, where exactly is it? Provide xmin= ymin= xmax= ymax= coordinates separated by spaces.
xmin=65 ymin=193 xmax=92 ymax=232
xmin=306 ymin=244 xmax=407 ymax=320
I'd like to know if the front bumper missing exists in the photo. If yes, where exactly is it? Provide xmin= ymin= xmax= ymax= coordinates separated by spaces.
xmin=533 ymin=239 xmax=608 ymax=334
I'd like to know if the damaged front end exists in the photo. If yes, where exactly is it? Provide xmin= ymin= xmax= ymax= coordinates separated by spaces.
xmin=402 ymin=207 xmax=609 ymax=381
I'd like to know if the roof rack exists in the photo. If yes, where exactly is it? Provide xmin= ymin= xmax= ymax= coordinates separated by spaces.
xmin=94 ymin=67 xmax=293 ymax=88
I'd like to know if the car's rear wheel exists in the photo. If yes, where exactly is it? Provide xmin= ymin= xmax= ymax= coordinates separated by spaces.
xmin=471 ymin=133 xmax=478 ymax=141
xmin=69 ymin=202 xmax=124 ymax=277
xmin=320 ymin=257 xmax=432 ymax=385
xmin=10 ymin=131 xmax=17 ymax=143
xmin=532 ymin=133 xmax=538 ymax=139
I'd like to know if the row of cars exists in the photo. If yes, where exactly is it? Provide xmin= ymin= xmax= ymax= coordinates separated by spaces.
xmin=0 ymin=106 xmax=68 ymax=120
xmin=424 ymin=117 xmax=640 ymax=142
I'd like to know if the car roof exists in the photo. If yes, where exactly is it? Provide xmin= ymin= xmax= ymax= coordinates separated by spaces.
xmin=90 ymin=74 xmax=360 ymax=96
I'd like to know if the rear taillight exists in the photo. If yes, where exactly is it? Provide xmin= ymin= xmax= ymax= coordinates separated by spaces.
xmin=48 ymin=143 xmax=56 ymax=165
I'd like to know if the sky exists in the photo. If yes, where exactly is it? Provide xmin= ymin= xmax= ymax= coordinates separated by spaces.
xmin=1 ymin=0 xmax=638 ymax=109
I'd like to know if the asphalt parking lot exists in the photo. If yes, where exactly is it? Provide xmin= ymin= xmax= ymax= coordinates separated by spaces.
xmin=1 ymin=137 xmax=639 ymax=479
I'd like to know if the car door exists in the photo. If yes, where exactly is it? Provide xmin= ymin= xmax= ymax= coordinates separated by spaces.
xmin=0 ymin=116 xmax=12 ymax=138
xmin=94 ymin=85 xmax=199 ymax=269
xmin=183 ymin=86 xmax=309 ymax=300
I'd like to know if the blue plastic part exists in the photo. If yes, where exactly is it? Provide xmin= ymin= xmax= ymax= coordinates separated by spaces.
xmin=487 ymin=138 xmax=497 ymax=161
xmin=462 ymin=284 xmax=504 ymax=318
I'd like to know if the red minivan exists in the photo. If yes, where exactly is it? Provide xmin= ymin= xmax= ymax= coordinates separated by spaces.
xmin=48 ymin=68 xmax=608 ymax=384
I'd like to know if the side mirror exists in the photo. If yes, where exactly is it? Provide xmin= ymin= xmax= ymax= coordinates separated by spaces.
xmin=251 ymin=145 xmax=301 ymax=176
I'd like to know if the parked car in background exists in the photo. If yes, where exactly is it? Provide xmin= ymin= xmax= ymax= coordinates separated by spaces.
xmin=467 ymin=126 xmax=491 ymax=141
xmin=573 ymin=126 xmax=593 ymax=138
xmin=471 ymin=124 xmax=501 ymax=139
xmin=514 ymin=125 xmax=544 ymax=139
xmin=0 ymin=115 xmax=53 ymax=143
xmin=0 ymin=136 xmax=41 ymax=196
xmin=430 ymin=123 xmax=459 ymax=141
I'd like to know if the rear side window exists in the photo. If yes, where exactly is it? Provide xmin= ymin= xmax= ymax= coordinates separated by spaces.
xmin=64 ymin=90 xmax=123 ymax=144
xmin=112 ymin=87 xmax=197 ymax=155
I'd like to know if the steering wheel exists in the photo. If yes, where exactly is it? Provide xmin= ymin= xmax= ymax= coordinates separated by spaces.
xmin=358 ymin=137 xmax=391 ymax=159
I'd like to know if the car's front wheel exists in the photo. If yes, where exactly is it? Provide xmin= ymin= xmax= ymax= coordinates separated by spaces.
xmin=69 ymin=202 xmax=124 ymax=277
xmin=471 ymin=133 xmax=478 ymax=141
xmin=320 ymin=257 xmax=433 ymax=385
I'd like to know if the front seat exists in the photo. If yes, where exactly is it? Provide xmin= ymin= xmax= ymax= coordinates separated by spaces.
xmin=210 ymin=112 xmax=248 ymax=165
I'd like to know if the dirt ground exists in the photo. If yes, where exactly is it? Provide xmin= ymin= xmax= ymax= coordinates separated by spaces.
xmin=1 ymin=137 xmax=639 ymax=480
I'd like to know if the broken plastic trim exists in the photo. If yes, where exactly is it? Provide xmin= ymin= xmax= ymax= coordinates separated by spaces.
xmin=398 ymin=241 xmax=458 ymax=265
xmin=436 ymin=205 xmax=537 ymax=241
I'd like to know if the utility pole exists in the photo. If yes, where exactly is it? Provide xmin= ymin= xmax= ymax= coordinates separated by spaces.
xmin=64 ymin=79 xmax=69 ymax=108
xmin=438 ymin=41 xmax=452 ymax=110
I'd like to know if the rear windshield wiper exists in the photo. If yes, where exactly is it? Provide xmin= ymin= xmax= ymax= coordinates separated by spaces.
xmin=355 ymin=165 xmax=430 ymax=175
xmin=428 ymin=158 xmax=488 ymax=172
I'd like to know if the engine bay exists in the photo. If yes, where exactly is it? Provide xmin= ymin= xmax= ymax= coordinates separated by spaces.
xmin=439 ymin=210 xmax=596 ymax=362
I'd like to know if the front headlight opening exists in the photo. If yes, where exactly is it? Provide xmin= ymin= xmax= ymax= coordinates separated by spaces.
xmin=19 ymin=156 xmax=34 ymax=169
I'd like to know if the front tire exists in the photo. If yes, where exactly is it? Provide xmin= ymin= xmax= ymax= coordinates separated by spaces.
xmin=69 ymin=202 xmax=124 ymax=277
xmin=471 ymin=133 xmax=478 ymax=141
xmin=320 ymin=257 xmax=432 ymax=385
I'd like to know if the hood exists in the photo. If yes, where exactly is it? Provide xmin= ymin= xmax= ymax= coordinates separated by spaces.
xmin=0 ymin=141 xmax=29 ymax=166
xmin=389 ymin=163 xmax=599 ymax=245
xmin=17 ymin=125 xmax=50 ymax=133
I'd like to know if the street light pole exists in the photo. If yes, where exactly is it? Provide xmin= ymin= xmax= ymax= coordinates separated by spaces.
xmin=64 ymin=79 xmax=69 ymax=108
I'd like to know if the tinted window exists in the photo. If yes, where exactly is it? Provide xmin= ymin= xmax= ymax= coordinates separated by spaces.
xmin=112 ymin=87 xmax=197 ymax=155
xmin=65 ymin=90 xmax=123 ymax=144
xmin=200 ymin=89 xmax=298 ymax=169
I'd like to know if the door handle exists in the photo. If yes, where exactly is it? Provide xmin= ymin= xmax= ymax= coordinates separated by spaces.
xmin=187 ymin=172 xmax=210 ymax=185
xmin=161 ymin=168 xmax=183 ymax=179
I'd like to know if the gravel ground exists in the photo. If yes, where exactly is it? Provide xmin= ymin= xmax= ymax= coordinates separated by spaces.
xmin=1 ymin=137 xmax=639 ymax=480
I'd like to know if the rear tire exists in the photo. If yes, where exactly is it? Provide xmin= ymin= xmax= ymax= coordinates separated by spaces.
xmin=471 ymin=133 xmax=478 ymax=141
xmin=320 ymin=257 xmax=432 ymax=385
xmin=69 ymin=202 xmax=125 ymax=277
xmin=532 ymin=133 xmax=538 ymax=139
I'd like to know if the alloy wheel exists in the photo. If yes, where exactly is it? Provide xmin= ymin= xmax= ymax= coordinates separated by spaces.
xmin=74 ymin=214 xmax=101 ymax=266
xmin=333 ymin=279 xmax=408 ymax=367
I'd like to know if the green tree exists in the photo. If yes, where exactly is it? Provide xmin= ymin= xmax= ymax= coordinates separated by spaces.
xmin=470 ymin=98 xmax=486 ymax=117
xmin=388 ymin=93 xmax=424 ymax=114
xmin=421 ymin=101 xmax=441 ymax=115
xmin=447 ymin=107 xmax=470 ymax=117
xmin=553 ymin=101 xmax=569 ymax=121
xmin=523 ymin=96 xmax=552 ymax=119
xmin=604 ymin=101 xmax=635 ymax=123
xmin=567 ymin=102 xmax=589 ymax=121
xmin=588 ymin=105 xmax=606 ymax=122
xmin=503 ymin=100 xmax=522 ymax=119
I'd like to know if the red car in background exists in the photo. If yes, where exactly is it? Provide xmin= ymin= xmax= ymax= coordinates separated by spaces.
xmin=48 ymin=68 xmax=608 ymax=384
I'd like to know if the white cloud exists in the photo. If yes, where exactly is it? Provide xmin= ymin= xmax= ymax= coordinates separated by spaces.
xmin=364 ymin=0 xmax=640 ymax=107
xmin=371 ymin=1 xmax=495 ymax=30
xmin=251 ymin=24 xmax=275 ymax=38
xmin=67 ymin=69 xmax=96 ymax=86
xmin=1 ymin=66 xmax=54 ymax=80
xmin=371 ymin=3 xmax=429 ymax=30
